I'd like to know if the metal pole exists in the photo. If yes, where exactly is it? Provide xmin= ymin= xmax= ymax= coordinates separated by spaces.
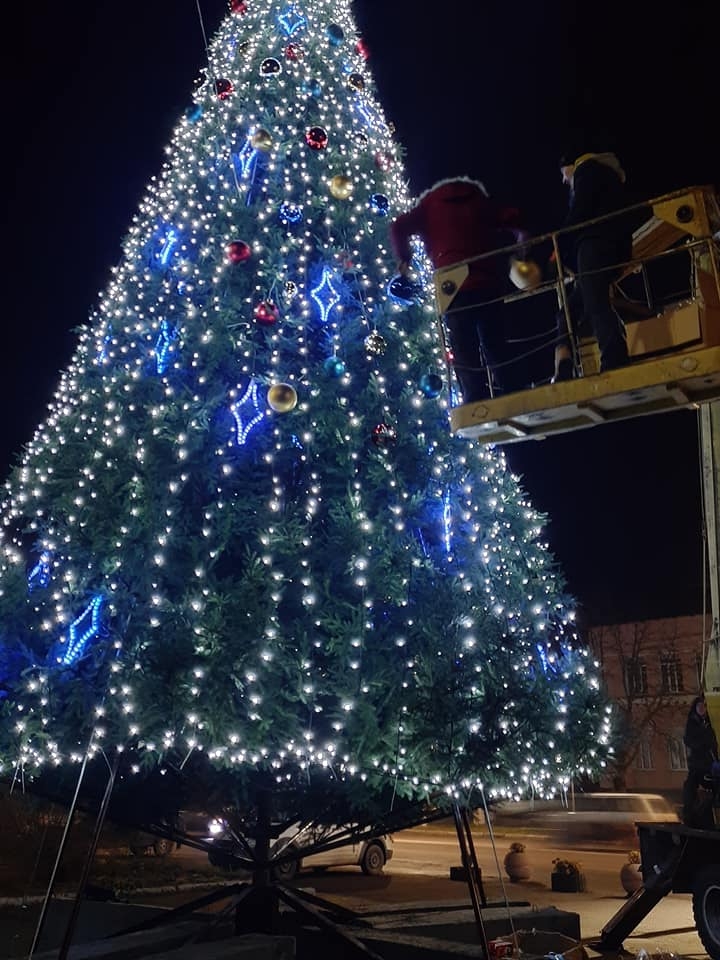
xmin=451 ymin=801 xmax=489 ymax=957
xmin=57 ymin=752 xmax=119 ymax=960
xmin=700 ymin=401 xmax=720 ymax=747
xmin=700 ymin=403 xmax=720 ymax=633
xmin=550 ymin=233 xmax=578 ymax=379
xmin=28 ymin=745 xmax=93 ymax=958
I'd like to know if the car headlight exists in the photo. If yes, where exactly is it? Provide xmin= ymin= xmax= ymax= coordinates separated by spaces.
xmin=208 ymin=818 xmax=226 ymax=836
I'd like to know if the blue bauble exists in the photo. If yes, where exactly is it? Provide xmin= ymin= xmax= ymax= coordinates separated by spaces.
xmin=302 ymin=78 xmax=323 ymax=98
xmin=323 ymin=356 xmax=346 ymax=377
xmin=387 ymin=274 xmax=422 ymax=305
xmin=327 ymin=24 xmax=345 ymax=46
xmin=370 ymin=193 xmax=389 ymax=216
xmin=419 ymin=373 xmax=444 ymax=398
xmin=279 ymin=202 xmax=303 ymax=225
xmin=185 ymin=103 xmax=203 ymax=123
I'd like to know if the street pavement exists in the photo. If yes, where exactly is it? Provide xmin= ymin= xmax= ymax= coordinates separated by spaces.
xmin=21 ymin=879 xmax=708 ymax=960
xmin=2 ymin=821 xmax=709 ymax=959
xmin=3 ymin=872 xmax=707 ymax=959
xmin=483 ymin=879 xmax=705 ymax=959
xmin=324 ymin=875 xmax=707 ymax=959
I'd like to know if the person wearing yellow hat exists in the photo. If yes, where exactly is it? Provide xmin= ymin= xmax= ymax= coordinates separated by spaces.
xmin=552 ymin=146 xmax=633 ymax=382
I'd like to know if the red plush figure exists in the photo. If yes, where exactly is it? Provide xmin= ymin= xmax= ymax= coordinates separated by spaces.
xmin=389 ymin=178 xmax=527 ymax=402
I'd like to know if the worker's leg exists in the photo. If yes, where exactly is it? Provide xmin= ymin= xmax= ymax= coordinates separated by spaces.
xmin=682 ymin=769 xmax=703 ymax=826
xmin=552 ymin=283 xmax=583 ymax=382
xmin=576 ymin=240 xmax=628 ymax=372
xmin=445 ymin=291 xmax=496 ymax=402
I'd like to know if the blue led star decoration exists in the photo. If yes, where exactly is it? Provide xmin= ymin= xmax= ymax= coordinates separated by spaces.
xmin=28 ymin=551 xmax=52 ymax=593
xmin=155 ymin=320 xmax=179 ymax=375
xmin=59 ymin=595 xmax=106 ymax=666
xmin=230 ymin=380 xmax=265 ymax=446
xmin=235 ymin=136 xmax=259 ymax=180
xmin=156 ymin=228 xmax=179 ymax=266
xmin=310 ymin=266 xmax=341 ymax=324
xmin=535 ymin=643 xmax=562 ymax=676
xmin=278 ymin=4 xmax=307 ymax=36
xmin=442 ymin=491 xmax=452 ymax=554
xmin=355 ymin=98 xmax=387 ymax=136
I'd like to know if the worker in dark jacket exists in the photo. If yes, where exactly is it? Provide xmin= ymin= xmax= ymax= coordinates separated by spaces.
xmin=552 ymin=149 xmax=633 ymax=382
xmin=390 ymin=177 xmax=528 ymax=403
xmin=682 ymin=694 xmax=718 ymax=827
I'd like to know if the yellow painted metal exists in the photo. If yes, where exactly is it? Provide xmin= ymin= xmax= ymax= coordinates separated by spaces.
xmin=705 ymin=650 xmax=720 ymax=743
xmin=440 ymin=184 xmax=720 ymax=447
xmin=651 ymin=190 xmax=711 ymax=239
xmin=700 ymin=400 xmax=720 ymax=746
xmin=433 ymin=263 xmax=470 ymax=314
xmin=450 ymin=343 xmax=720 ymax=445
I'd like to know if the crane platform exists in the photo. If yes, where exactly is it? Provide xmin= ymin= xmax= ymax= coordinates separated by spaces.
xmin=436 ymin=184 xmax=720 ymax=446
xmin=450 ymin=342 xmax=720 ymax=444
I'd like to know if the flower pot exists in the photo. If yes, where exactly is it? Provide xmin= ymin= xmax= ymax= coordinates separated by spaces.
xmin=551 ymin=871 xmax=586 ymax=892
xmin=620 ymin=861 xmax=643 ymax=894
xmin=503 ymin=850 xmax=531 ymax=882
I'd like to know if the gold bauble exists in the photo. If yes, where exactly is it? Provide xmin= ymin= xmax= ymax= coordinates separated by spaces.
xmin=329 ymin=174 xmax=353 ymax=200
xmin=251 ymin=128 xmax=273 ymax=151
xmin=267 ymin=383 xmax=298 ymax=413
xmin=509 ymin=258 xmax=542 ymax=290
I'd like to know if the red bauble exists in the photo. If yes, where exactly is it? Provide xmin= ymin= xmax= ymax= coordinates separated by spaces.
xmin=215 ymin=78 xmax=234 ymax=100
xmin=355 ymin=39 xmax=370 ymax=60
xmin=372 ymin=423 xmax=397 ymax=447
xmin=305 ymin=126 xmax=329 ymax=150
xmin=230 ymin=0 xmax=248 ymax=12
xmin=254 ymin=300 xmax=280 ymax=325
xmin=226 ymin=240 xmax=252 ymax=264
xmin=285 ymin=43 xmax=303 ymax=61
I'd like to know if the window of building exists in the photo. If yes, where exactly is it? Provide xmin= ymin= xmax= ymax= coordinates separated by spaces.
xmin=636 ymin=740 xmax=653 ymax=770
xmin=661 ymin=654 xmax=683 ymax=693
xmin=624 ymin=658 xmax=648 ymax=696
xmin=668 ymin=735 xmax=687 ymax=771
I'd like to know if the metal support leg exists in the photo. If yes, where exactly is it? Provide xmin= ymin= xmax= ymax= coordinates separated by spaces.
xmin=452 ymin=801 xmax=490 ymax=958
xmin=58 ymin=753 xmax=120 ymax=960
xmin=28 ymin=746 xmax=93 ymax=958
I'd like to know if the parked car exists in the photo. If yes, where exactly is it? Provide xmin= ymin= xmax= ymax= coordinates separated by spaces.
xmin=206 ymin=818 xmax=393 ymax=880
xmin=491 ymin=792 xmax=679 ymax=844
xmin=125 ymin=809 xmax=209 ymax=857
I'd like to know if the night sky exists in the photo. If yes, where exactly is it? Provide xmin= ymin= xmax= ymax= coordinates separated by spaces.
xmin=4 ymin=0 xmax=718 ymax=624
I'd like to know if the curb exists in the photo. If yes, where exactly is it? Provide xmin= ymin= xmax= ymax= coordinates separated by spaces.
xmin=0 ymin=879 xmax=236 ymax=909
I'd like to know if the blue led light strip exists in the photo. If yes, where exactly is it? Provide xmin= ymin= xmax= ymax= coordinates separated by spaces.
xmin=311 ymin=266 xmax=341 ymax=324
xmin=61 ymin=595 xmax=105 ymax=666
xmin=230 ymin=380 xmax=265 ymax=445
xmin=28 ymin=552 xmax=52 ymax=592
xmin=278 ymin=4 xmax=307 ymax=36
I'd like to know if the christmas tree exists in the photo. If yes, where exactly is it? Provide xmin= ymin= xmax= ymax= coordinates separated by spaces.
xmin=0 ymin=0 xmax=613 ymax=826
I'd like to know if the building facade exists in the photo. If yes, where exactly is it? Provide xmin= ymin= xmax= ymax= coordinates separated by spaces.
xmin=588 ymin=613 xmax=713 ymax=797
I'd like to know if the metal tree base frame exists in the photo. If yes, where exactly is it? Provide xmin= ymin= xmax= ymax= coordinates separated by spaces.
xmin=112 ymin=876 xmax=385 ymax=959
xmin=24 ymin=773 xmax=518 ymax=960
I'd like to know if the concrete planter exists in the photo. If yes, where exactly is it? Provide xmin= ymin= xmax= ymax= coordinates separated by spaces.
xmin=503 ymin=850 xmax=532 ymax=882
xmin=620 ymin=861 xmax=643 ymax=894
xmin=551 ymin=871 xmax=586 ymax=892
